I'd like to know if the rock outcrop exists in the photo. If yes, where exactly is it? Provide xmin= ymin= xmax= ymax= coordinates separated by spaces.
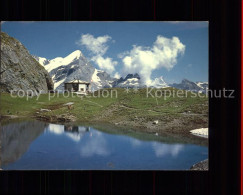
xmin=0 ymin=32 xmax=53 ymax=93
xmin=190 ymin=159 xmax=208 ymax=170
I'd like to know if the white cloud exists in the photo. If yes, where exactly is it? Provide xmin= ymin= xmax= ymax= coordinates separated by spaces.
xmin=77 ymin=33 xmax=112 ymax=56
xmin=117 ymin=50 xmax=129 ymax=59
xmin=113 ymin=72 xmax=121 ymax=79
xmin=119 ymin=35 xmax=185 ymax=85
xmin=65 ymin=133 xmax=83 ymax=142
xmin=92 ymin=55 xmax=117 ymax=74
xmin=80 ymin=131 xmax=110 ymax=157
xmin=130 ymin=139 xmax=142 ymax=147
xmin=152 ymin=142 xmax=184 ymax=157
xmin=77 ymin=33 xmax=117 ymax=74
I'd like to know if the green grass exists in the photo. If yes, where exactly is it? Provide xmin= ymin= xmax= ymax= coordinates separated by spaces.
xmin=0 ymin=88 xmax=208 ymax=121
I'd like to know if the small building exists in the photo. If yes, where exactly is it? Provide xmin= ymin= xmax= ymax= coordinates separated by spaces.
xmin=64 ymin=80 xmax=90 ymax=94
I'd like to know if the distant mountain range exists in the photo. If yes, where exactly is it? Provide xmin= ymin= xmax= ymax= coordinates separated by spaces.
xmin=34 ymin=50 xmax=208 ymax=93
xmin=171 ymin=79 xmax=208 ymax=93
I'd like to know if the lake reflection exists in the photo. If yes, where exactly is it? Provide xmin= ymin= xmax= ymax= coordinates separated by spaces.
xmin=1 ymin=120 xmax=208 ymax=170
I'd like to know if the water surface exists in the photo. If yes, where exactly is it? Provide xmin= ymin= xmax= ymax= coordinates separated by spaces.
xmin=1 ymin=120 xmax=208 ymax=170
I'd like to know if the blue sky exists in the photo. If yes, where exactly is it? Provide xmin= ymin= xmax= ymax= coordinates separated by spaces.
xmin=1 ymin=21 xmax=208 ymax=84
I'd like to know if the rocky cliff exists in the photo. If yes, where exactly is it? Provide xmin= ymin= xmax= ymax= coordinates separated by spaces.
xmin=0 ymin=32 xmax=53 ymax=93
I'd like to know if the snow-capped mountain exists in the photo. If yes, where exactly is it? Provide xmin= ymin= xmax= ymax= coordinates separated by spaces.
xmin=112 ymin=74 xmax=169 ymax=89
xmin=34 ymin=50 xmax=115 ymax=91
xmin=112 ymin=73 xmax=141 ymax=88
xmin=33 ymin=56 xmax=50 ymax=66
xmin=196 ymin=81 xmax=208 ymax=92
xmin=171 ymin=79 xmax=208 ymax=93
xmin=149 ymin=76 xmax=169 ymax=88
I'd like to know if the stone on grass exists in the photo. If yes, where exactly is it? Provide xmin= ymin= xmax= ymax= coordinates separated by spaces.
xmin=40 ymin=108 xmax=51 ymax=112
xmin=153 ymin=120 xmax=159 ymax=125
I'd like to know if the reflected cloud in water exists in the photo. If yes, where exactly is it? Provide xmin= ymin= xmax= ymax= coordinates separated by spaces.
xmin=129 ymin=138 xmax=143 ymax=147
xmin=152 ymin=142 xmax=184 ymax=157
xmin=48 ymin=124 xmax=110 ymax=157
xmin=129 ymin=137 xmax=184 ymax=157
xmin=80 ymin=131 xmax=110 ymax=157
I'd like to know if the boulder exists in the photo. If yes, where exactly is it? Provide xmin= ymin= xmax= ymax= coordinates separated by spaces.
xmin=153 ymin=120 xmax=159 ymax=125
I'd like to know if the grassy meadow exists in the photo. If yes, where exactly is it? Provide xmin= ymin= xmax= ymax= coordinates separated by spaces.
xmin=0 ymin=87 xmax=208 ymax=135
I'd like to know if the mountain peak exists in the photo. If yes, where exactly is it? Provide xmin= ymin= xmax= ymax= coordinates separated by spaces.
xmin=33 ymin=56 xmax=50 ymax=66
xmin=71 ymin=50 xmax=83 ymax=55
xmin=124 ymin=73 xmax=140 ymax=80
xmin=149 ymin=76 xmax=168 ymax=88
xmin=65 ymin=50 xmax=83 ymax=60
xmin=154 ymin=76 xmax=165 ymax=81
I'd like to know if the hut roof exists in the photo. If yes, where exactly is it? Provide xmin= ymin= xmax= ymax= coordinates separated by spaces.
xmin=64 ymin=80 xmax=90 ymax=84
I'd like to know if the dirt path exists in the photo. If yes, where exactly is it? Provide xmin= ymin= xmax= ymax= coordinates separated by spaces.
xmin=119 ymin=104 xmax=160 ymax=113
xmin=81 ymin=99 xmax=103 ymax=107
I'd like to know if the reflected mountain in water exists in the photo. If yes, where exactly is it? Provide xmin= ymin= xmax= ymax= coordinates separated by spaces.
xmin=48 ymin=124 xmax=90 ymax=142
xmin=0 ymin=120 xmax=47 ymax=167
xmin=1 ymin=121 xmax=208 ymax=170
xmin=64 ymin=125 xmax=90 ymax=142
xmin=0 ymin=122 xmax=92 ymax=168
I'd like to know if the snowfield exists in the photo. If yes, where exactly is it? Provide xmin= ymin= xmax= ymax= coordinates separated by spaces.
xmin=190 ymin=128 xmax=208 ymax=138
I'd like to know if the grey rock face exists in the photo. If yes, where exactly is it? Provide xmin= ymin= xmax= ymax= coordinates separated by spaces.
xmin=171 ymin=79 xmax=208 ymax=93
xmin=50 ymin=61 xmax=96 ymax=90
xmin=112 ymin=73 xmax=142 ymax=88
xmin=35 ymin=50 xmax=116 ymax=91
xmin=171 ymin=79 xmax=201 ymax=91
xmin=112 ymin=74 xmax=170 ymax=89
xmin=190 ymin=159 xmax=208 ymax=170
xmin=0 ymin=32 xmax=54 ymax=93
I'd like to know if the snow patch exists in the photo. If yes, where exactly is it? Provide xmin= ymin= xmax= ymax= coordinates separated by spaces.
xmin=36 ymin=57 xmax=48 ymax=66
xmin=190 ymin=128 xmax=208 ymax=138
xmin=42 ymin=50 xmax=84 ymax=72
xmin=149 ymin=76 xmax=168 ymax=88
xmin=92 ymin=69 xmax=101 ymax=82
xmin=54 ymin=78 xmax=65 ymax=90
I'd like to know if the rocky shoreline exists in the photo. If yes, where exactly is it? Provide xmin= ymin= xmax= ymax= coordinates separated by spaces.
xmin=190 ymin=159 xmax=208 ymax=170
xmin=1 ymin=114 xmax=208 ymax=169
xmin=1 ymin=113 xmax=208 ymax=143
